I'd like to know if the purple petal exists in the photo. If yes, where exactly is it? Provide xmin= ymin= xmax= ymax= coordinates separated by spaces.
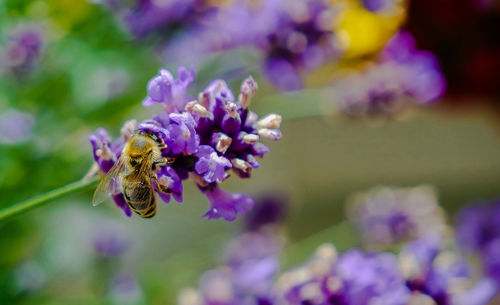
xmin=156 ymin=165 xmax=183 ymax=203
xmin=112 ymin=193 xmax=132 ymax=217
xmin=202 ymin=186 xmax=254 ymax=221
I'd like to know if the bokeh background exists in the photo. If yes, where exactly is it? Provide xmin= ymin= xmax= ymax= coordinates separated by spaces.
xmin=1 ymin=0 xmax=499 ymax=304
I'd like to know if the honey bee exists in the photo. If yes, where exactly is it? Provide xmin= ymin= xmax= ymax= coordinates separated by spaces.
xmin=93 ymin=131 xmax=171 ymax=218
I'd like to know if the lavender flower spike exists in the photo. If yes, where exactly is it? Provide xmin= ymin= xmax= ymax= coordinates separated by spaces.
xmin=90 ymin=68 xmax=282 ymax=220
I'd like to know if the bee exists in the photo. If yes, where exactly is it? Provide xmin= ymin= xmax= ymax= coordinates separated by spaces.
xmin=93 ymin=131 xmax=171 ymax=218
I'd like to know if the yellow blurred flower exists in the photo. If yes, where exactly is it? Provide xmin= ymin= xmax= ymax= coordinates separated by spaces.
xmin=332 ymin=0 xmax=406 ymax=58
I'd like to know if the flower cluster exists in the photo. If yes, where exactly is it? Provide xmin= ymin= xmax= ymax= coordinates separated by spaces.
xmin=166 ymin=0 xmax=339 ymax=91
xmin=332 ymin=31 xmax=446 ymax=118
xmin=259 ymin=0 xmax=338 ymax=91
xmin=275 ymin=245 xmax=410 ymax=305
xmin=400 ymin=235 xmax=498 ymax=305
xmin=455 ymin=198 xmax=500 ymax=284
xmin=179 ymin=235 xmax=497 ymax=305
xmin=0 ymin=26 xmax=43 ymax=76
xmin=176 ymin=182 xmax=500 ymax=305
xmin=90 ymin=67 xmax=282 ymax=220
xmin=346 ymin=185 xmax=446 ymax=250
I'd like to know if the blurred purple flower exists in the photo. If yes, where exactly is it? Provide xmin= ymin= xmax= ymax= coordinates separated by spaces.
xmin=260 ymin=0 xmax=338 ymax=91
xmin=0 ymin=109 xmax=35 ymax=144
xmin=362 ymin=0 xmax=395 ymax=12
xmin=90 ymin=68 xmax=282 ymax=220
xmin=455 ymin=199 xmax=500 ymax=283
xmin=164 ymin=0 xmax=338 ymax=91
xmin=109 ymin=273 xmax=144 ymax=304
xmin=347 ymin=185 xmax=446 ymax=250
xmin=0 ymin=26 xmax=43 ymax=75
xmin=178 ymin=231 xmax=282 ymax=305
xmin=400 ymin=235 xmax=498 ymax=305
xmin=245 ymin=193 xmax=288 ymax=231
xmin=178 ymin=230 xmax=497 ymax=305
xmin=94 ymin=0 xmax=209 ymax=38
xmin=263 ymin=58 xmax=303 ymax=91
xmin=382 ymin=31 xmax=447 ymax=103
xmin=93 ymin=225 xmax=130 ymax=257
xmin=276 ymin=244 xmax=410 ymax=305
xmin=333 ymin=31 xmax=446 ymax=117
xmin=164 ymin=0 xmax=284 ymax=65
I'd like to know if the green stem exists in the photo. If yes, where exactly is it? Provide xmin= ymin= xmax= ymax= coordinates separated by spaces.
xmin=0 ymin=176 xmax=100 ymax=221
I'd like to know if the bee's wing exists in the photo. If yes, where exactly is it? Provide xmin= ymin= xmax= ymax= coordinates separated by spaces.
xmin=92 ymin=158 xmax=126 ymax=206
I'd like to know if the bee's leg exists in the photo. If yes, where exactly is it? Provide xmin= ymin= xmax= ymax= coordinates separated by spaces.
xmin=154 ymin=157 xmax=175 ymax=167
xmin=152 ymin=175 xmax=172 ymax=194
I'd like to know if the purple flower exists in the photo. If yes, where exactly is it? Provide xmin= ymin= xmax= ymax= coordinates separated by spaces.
xmin=347 ymin=185 xmax=446 ymax=250
xmin=381 ymin=32 xmax=446 ymax=104
xmin=166 ymin=112 xmax=200 ymax=154
xmin=276 ymin=244 xmax=410 ymax=305
xmin=201 ymin=186 xmax=254 ymax=221
xmin=0 ymin=109 xmax=35 ymax=144
xmin=93 ymin=224 xmax=130 ymax=257
xmin=263 ymin=58 xmax=303 ymax=91
xmin=0 ymin=26 xmax=44 ymax=75
xmin=109 ymin=273 xmax=144 ymax=304
xmin=362 ymin=0 xmax=395 ymax=12
xmin=333 ymin=250 xmax=410 ymax=305
xmin=178 ymin=230 xmax=282 ymax=305
xmin=195 ymin=145 xmax=232 ymax=184
xmin=163 ymin=0 xmax=338 ymax=91
xmin=89 ymin=128 xmax=117 ymax=174
xmin=245 ymin=193 xmax=288 ymax=231
xmin=259 ymin=0 xmax=338 ymax=91
xmin=142 ymin=67 xmax=195 ymax=113
xmin=91 ymin=68 xmax=281 ymax=220
xmin=455 ymin=199 xmax=500 ymax=283
xmin=154 ymin=165 xmax=183 ymax=203
xmin=95 ymin=0 xmax=206 ymax=38
xmin=400 ymin=235 xmax=498 ymax=305
xmin=333 ymin=31 xmax=446 ymax=118
xmin=163 ymin=0 xmax=283 ymax=65
xmin=112 ymin=193 xmax=132 ymax=217
xmin=224 ymin=232 xmax=282 ymax=297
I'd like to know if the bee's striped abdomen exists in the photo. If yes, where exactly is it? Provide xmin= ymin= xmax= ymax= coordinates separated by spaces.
xmin=123 ymin=181 xmax=157 ymax=218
